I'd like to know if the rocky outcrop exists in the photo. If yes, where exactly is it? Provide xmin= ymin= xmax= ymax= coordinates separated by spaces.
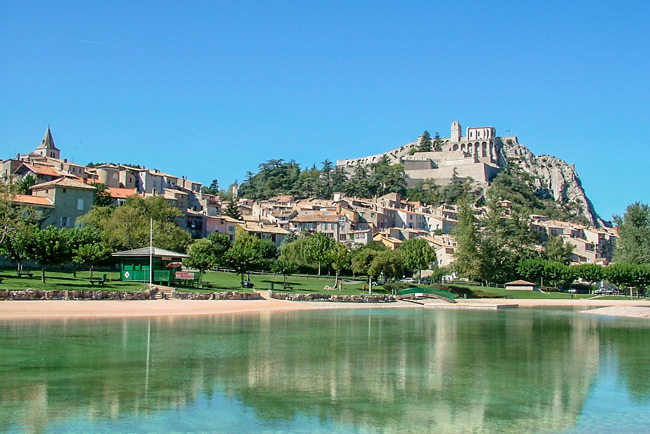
xmin=337 ymin=133 xmax=605 ymax=227
xmin=499 ymin=140 xmax=606 ymax=227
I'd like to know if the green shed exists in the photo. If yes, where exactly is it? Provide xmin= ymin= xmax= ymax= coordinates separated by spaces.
xmin=112 ymin=247 xmax=189 ymax=285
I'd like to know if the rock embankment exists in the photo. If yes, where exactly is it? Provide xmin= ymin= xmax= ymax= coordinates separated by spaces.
xmin=0 ymin=289 xmax=157 ymax=300
xmin=0 ymin=289 xmax=264 ymax=301
xmin=270 ymin=292 xmax=395 ymax=303
xmin=172 ymin=291 xmax=262 ymax=300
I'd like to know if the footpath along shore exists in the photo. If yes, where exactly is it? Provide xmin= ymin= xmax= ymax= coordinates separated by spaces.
xmin=0 ymin=293 xmax=648 ymax=320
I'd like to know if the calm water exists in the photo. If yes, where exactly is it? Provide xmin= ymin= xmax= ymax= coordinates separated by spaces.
xmin=1 ymin=308 xmax=649 ymax=433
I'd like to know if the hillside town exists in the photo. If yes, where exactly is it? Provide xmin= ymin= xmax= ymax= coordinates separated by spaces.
xmin=1 ymin=127 xmax=618 ymax=269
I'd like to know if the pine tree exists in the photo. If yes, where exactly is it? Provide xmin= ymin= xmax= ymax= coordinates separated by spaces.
xmin=225 ymin=199 xmax=242 ymax=221
xmin=417 ymin=130 xmax=432 ymax=152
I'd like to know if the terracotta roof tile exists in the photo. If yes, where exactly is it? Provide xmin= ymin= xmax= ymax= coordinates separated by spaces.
xmin=12 ymin=194 xmax=55 ymax=207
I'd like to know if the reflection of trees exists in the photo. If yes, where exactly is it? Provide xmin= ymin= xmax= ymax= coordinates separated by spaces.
xmin=599 ymin=322 xmax=650 ymax=401
xmin=0 ymin=310 xmax=646 ymax=433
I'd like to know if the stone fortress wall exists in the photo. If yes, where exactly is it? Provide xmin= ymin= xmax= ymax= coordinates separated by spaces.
xmin=337 ymin=121 xmax=518 ymax=187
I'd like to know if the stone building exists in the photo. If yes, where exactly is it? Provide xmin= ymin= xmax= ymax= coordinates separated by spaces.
xmin=337 ymin=121 xmax=512 ymax=187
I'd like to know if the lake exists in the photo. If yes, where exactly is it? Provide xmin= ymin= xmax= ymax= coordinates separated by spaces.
xmin=1 ymin=308 xmax=649 ymax=433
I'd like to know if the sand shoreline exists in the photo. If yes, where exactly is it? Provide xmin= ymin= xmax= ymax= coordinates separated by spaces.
xmin=0 ymin=297 xmax=647 ymax=320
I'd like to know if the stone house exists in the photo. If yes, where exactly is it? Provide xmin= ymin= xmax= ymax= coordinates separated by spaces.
xmin=29 ymin=178 xmax=96 ymax=228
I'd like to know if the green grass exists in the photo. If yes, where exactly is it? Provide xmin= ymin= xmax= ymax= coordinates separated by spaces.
xmin=2 ymin=268 xmax=624 ymax=300
xmin=452 ymin=284 xmax=595 ymax=299
xmin=0 ymin=269 xmax=145 ymax=292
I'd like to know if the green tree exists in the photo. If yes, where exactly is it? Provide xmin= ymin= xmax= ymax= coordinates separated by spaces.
xmin=271 ymin=258 xmax=299 ymax=288
xmin=222 ymin=227 xmax=264 ymax=284
xmin=279 ymin=236 xmax=313 ymax=270
xmin=542 ymin=236 xmax=574 ymax=265
xmin=542 ymin=261 xmax=574 ymax=289
xmin=67 ymin=227 xmax=102 ymax=277
xmin=614 ymin=202 xmax=650 ymax=264
xmin=328 ymin=242 xmax=349 ymax=288
xmin=16 ymin=174 xmax=37 ymax=195
xmin=25 ymin=226 xmax=72 ymax=283
xmin=573 ymin=264 xmax=604 ymax=287
xmin=0 ymin=224 xmax=37 ymax=275
xmin=91 ymin=183 xmax=114 ymax=207
xmin=185 ymin=238 xmax=218 ymax=283
xmin=400 ymin=238 xmax=437 ymax=282
xmin=208 ymin=232 xmax=232 ymax=264
xmin=304 ymin=232 xmax=336 ymax=275
xmin=225 ymin=199 xmax=242 ymax=220
xmin=201 ymin=179 xmax=220 ymax=195
xmin=368 ymin=250 xmax=403 ymax=281
xmin=0 ymin=183 xmax=28 ymax=246
xmin=432 ymin=132 xmax=443 ymax=152
xmin=73 ymin=243 xmax=112 ymax=279
xmin=603 ymin=263 xmax=636 ymax=292
xmin=451 ymin=199 xmax=482 ymax=281
xmin=517 ymin=258 xmax=547 ymax=285
xmin=417 ymin=130 xmax=432 ymax=152
xmin=79 ymin=196 xmax=191 ymax=252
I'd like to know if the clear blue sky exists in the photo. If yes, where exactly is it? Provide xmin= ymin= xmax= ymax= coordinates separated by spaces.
xmin=2 ymin=0 xmax=648 ymax=221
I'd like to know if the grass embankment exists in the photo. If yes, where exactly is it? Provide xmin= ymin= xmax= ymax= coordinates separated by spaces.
xmin=453 ymin=284 xmax=594 ymax=300
xmin=0 ymin=269 xmax=374 ymax=295
xmin=0 ymin=269 xmax=631 ymax=300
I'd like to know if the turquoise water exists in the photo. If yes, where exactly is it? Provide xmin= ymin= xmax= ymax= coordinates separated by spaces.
xmin=1 ymin=308 xmax=649 ymax=433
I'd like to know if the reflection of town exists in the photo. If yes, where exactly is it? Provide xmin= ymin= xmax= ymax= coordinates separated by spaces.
xmin=0 ymin=311 xmax=649 ymax=433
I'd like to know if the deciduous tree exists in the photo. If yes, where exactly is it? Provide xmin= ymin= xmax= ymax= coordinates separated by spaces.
xmin=400 ymin=238 xmax=436 ymax=282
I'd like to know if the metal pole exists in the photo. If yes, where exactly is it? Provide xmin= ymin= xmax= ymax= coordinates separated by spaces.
xmin=149 ymin=218 xmax=153 ymax=288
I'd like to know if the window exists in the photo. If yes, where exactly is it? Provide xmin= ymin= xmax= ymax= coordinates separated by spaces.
xmin=60 ymin=216 xmax=69 ymax=227
xmin=77 ymin=199 xmax=84 ymax=211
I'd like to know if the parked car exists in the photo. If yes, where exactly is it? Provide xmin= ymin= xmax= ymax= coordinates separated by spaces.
xmin=399 ymin=278 xmax=417 ymax=284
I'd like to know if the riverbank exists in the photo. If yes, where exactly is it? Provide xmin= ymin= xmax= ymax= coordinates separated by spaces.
xmin=0 ymin=296 xmax=648 ymax=320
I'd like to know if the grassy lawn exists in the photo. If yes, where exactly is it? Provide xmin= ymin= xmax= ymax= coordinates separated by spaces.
xmin=3 ymin=268 xmax=632 ymax=301
xmin=202 ymin=271 xmax=391 ymax=295
xmin=0 ymin=269 xmax=146 ymax=292
xmin=453 ymin=284 xmax=595 ymax=300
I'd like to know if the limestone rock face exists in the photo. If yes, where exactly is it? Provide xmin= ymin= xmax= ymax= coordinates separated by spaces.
xmin=337 ymin=133 xmax=605 ymax=227
xmin=499 ymin=141 xmax=605 ymax=227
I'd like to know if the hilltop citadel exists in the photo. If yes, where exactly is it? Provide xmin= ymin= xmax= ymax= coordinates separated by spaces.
xmin=1 ymin=126 xmax=617 ymax=267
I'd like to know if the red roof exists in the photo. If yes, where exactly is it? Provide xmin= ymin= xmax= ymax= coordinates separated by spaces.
xmin=506 ymin=280 xmax=535 ymax=286
xmin=12 ymin=194 xmax=54 ymax=207
xmin=18 ymin=163 xmax=61 ymax=178
xmin=106 ymin=187 xmax=138 ymax=199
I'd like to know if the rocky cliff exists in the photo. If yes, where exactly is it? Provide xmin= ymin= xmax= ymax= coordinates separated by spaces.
xmin=338 ymin=135 xmax=605 ymax=227
xmin=499 ymin=140 xmax=606 ymax=227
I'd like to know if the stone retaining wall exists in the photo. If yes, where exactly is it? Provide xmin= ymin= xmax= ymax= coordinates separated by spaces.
xmin=0 ymin=289 xmax=264 ymax=301
xmin=172 ymin=291 xmax=263 ymax=300
xmin=270 ymin=292 xmax=396 ymax=303
xmin=0 ymin=289 xmax=156 ymax=300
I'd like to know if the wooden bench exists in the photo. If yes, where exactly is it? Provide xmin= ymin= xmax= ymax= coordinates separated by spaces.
xmin=89 ymin=274 xmax=107 ymax=285
xmin=17 ymin=271 xmax=34 ymax=278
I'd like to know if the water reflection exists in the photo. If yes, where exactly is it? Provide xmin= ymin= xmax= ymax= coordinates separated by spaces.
xmin=0 ymin=309 xmax=648 ymax=433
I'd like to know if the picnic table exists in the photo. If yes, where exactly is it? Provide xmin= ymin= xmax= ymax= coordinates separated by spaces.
xmin=17 ymin=271 xmax=33 ymax=278
xmin=89 ymin=274 xmax=107 ymax=285
xmin=242 ymin=281 xmax=254 ymax=289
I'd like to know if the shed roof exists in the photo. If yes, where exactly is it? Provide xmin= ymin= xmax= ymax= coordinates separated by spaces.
xmin=111 ymin=247 xmax=189 ymax=258
xmin=505 ymin=280 xmax=535 ymax=286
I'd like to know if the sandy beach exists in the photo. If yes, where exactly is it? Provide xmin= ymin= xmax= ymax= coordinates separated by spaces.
xmin=0 ymin=294 xmax=648 ymax=320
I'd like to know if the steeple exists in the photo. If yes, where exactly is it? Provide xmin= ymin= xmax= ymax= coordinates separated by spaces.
xmin=34 ymin=126 xmax=60 ymax=159
xmin=37 ymin=126 xmax=58 ymax=150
